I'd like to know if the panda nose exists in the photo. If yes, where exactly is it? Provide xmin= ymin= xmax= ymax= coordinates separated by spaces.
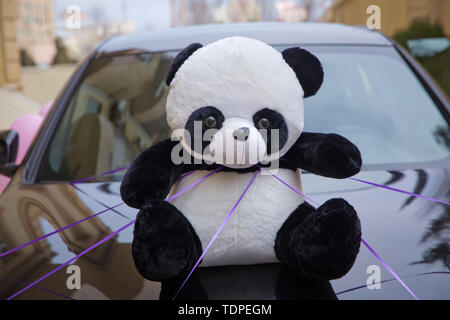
xmin=232 ymin=127 xmax=250 ymax=141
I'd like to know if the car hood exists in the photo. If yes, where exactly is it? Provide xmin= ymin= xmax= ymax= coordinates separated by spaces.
xmin=0 ymin=166 xmax=448 ymax=300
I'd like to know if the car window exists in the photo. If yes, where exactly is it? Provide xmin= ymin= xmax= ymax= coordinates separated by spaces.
xmin=36 ymin=45 xmax=449 ymax=182
xmin=301 ymin=46 xmax=449 ymax=166
xmin=37 ymin=52 xmax=174 ymax=181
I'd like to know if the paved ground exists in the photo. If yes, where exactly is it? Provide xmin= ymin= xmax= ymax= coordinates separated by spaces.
xmin=0 ymin=64 xmax=76 ymax=130
xmin=21 ymin=64 xmax=76 ymax=105
xmin=0 ymin=87 xmax=41 ymax=130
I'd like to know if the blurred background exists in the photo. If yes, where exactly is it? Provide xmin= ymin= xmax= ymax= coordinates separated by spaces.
xmin=0 ymin=0 xmax=449 ymax=130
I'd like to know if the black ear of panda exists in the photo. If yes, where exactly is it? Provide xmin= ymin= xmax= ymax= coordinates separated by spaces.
xmin=282 ymin=47 xmax=324 ymax=98
xmin=166 ymin=43 xmax=203 ymax=86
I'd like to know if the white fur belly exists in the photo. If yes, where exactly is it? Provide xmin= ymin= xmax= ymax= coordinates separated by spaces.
xmin=168 ymin=169 xmax=304 ymax=267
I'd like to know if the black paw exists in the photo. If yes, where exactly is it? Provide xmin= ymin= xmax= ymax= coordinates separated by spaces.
xmin=132 ymin=201 xmax=202 ymax=281
xmin=287 ymin=198 xmax=361 ymax=280
xmin=318 ymin=134 xmax=362 ymax=179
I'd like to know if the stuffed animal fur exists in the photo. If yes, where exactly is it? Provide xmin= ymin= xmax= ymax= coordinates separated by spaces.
xmin=121 ymin=37 xmax=362 ymax=298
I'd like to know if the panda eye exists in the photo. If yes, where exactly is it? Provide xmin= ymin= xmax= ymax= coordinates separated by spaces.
xmin=257 ymin=118 xmax=270 ymax=129
xmin=205 ymin=116 xmax=217 ymax=128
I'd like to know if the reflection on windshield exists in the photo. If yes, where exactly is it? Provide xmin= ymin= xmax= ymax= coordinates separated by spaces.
xmin=38 ymin=51 xmax=174 ymax=181
xmin=304 ymin=46 xmax=449 ymax=166
xmin=37 ymin=46 xmax=449 ymax=182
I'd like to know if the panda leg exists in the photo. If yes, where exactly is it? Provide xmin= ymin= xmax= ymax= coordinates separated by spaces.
xmin=275 ymin=198 xmax=361 ymax=280
xmin=132 ymin=200 xmax=202 ymax=281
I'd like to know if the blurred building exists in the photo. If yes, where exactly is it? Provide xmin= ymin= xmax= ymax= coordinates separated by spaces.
xmin=16 ymin=0 xmax=56 ymax=65
xmin=61 ymin=20 xmax=137 ymax=61
xmin=213 ymin=0 xmax=263 ymax=23
xmin=276 ymin=1 xmax=308 ymax=22
xmin=171 ymin=0 xmax=216 ymax=26
xmin=170 ymin=0 xmax=279 ymax=26
xmin=0 ymin=0 xmax=21 ymax=87
xmin=322 ymin=0 xmax=450 ymax=36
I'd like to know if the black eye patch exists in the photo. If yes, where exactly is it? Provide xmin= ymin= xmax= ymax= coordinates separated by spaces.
xmin=253 ymin=108 xmax=288 ymax=154
xmin=184 ymin=106 xmax=225 ymax=153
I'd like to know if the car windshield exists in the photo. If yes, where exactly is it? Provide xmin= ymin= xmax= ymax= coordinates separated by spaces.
xmin=37 ymin=45 xmax=450 ymax=182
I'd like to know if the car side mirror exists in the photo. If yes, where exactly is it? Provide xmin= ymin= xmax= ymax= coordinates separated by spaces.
xmin=0 ymin=130 xmax=19 ymax=177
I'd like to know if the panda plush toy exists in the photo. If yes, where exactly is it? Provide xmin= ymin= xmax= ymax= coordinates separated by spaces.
xmin=121 ymin=37 xmax=362 ymax=298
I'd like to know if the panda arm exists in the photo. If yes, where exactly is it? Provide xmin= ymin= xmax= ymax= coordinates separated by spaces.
xmin=120 ymin=139 xmax=184 ymax=209
xmin=284 ymin=132 xmax=362 ymax=179
xmin=122 ymin=139 xmax=203 ymax=281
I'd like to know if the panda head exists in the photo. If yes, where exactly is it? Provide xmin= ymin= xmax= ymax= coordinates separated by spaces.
xmin=166 ymin=36 xmax=323 ymax=169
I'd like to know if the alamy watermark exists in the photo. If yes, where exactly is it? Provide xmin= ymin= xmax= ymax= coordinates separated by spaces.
xmin=366 ymin=5 xmax=381 ymax=30
xmin=66 ymin=264 xmax=81 ymax=290
xmin=65 ymin=5 xmax=81 ymax=30
xmin=366 ymin=264 xmax=381 ymax=289
xmin=170 ymin=120 xmax=281 ymax=172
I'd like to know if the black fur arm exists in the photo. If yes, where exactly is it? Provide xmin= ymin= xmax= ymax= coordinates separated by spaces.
xmin=284 ymin=132 xmax=362 ymax=179
xmin=120 ymin=139 xmax=184 ymax=208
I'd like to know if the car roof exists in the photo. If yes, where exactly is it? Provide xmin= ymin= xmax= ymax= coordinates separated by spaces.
xmin=98 ymin=22 xmax=392 ymax=53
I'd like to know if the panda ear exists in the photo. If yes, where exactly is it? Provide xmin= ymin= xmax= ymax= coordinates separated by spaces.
xmin=282 ymin=47 xmax=324 ymax=98
xmin=166 ymin=43 xmax=203 ymax=86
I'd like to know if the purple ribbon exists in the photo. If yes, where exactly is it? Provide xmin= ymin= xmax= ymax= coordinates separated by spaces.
xmin=177 ymin=169 xmax=199 ymax=181
xmin=360 ymin=238 xmax=419 ymax=300
xmin=6 ymin=167 xmax=222 ymax=299
xmin=7 ymin=219 xmax=136 ymax=300
xmin=0 ymin=202 xmax=124 ymax=259
xmin=167 ymin=166 xmax=223 ymax=202
xmin=268 ymin=171 xmax=420 ymax=300
xmin=261 ymin=168 xmax=319 ymax=205
xmin=172 ymin=170 xmax=260 ymax=300
xmin=71 ymin=183 xmax=131 ymax=220
xmin=8 ymin=276 xmax=75 ymax=300
xmin=8 ymin=161 xmax=428 ymax=300
xmin=71 ymin=165 xmax=198 ymax=185
xmin=1 ymin=167 xmax=220 ymax=260
xmin=349 ymin=177 xmax=449 ymax=206
xmin=70 ymin=166 xmax=130 ymax=184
